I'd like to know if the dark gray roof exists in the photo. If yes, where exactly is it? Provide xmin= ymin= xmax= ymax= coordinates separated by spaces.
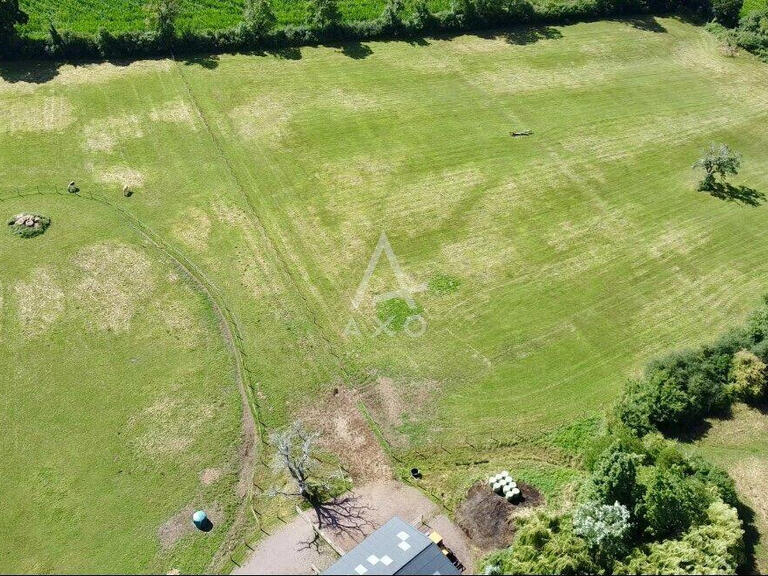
xmin=323 ymin=517 xmax=460 ymax=576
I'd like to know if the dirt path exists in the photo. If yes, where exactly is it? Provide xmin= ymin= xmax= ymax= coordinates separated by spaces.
xmin=234 ymin=480 xmax=473 ymax=575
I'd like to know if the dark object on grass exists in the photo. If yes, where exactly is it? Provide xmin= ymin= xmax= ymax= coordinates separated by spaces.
xmin=7 ymin=213 xmax=51 ymax=238
xmin=67 ymin=181 xmax=79 ymax=194
xmin=510 ymin=130 xmax=533 ymax=137
xmin=123 ymin=185 xmax=133 ymax=198
xmin=411 ymin=467 xmax=422 ymax=479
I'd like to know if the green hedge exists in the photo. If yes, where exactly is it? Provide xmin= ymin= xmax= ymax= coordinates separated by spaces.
xmin=1 ymin=0 xmax=713 ymax=61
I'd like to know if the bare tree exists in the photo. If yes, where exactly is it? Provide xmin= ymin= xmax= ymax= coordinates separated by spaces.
xmin=267 ymin=421 xmax=371 ymax=535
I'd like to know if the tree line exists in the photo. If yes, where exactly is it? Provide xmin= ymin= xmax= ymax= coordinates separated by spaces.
xmin=0 ymin=0 xmax=742 ymax=61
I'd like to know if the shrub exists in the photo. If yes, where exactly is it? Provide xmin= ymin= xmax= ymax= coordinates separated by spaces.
xmin=481 ymin=514 xmax=598 ymax=575
xmin=409 ymin=0 xmax=434 ymax=29
xmin=144 ymin=0 xmax=180 ymax=42
xmin=573 ymin=500 xmax=631 ymax=566
xmin=241 ymin=0 xmax=277 ymax=38
xmin=712 ymin=0 xmax=743 ymax=27
xmin=306 ymin=0 xmax=341 ymax=30
xmin=729 ymin=349 xmax=767 ymax=402
xmin=380 ymin=0 xmax=406 ymax=33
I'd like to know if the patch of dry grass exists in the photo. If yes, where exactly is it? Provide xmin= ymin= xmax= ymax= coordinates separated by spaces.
xmin=0 ymin=96 xmax=75 ymax=134
xmin=172 ymin=207 xmax=211 ymax=252
xmin=73 ymin=243 xmax=155 ymax=332
xmin=13 ymin=268 xmax=65 ymax=336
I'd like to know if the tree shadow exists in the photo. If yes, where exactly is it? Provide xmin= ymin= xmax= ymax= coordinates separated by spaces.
xmin=182 ymin=53 xmax=220 ymax=69
xmin=269 ymin=46 xmax=302 ymax=60
xmin=311 ymin=493 xmax=374 ymax=538
xmin=406 ymin=37 xmax=430 ymax=47
xmin=707 ymin=182 xmax=765 ymax=207
xmin=501 ymin=25 xmax=563 ymax=45
xmin=736 ymin=499 xmax=760 ymax=574
xmin=622 ymin=16 xmax=667 ymax=33
xmin=0 ymin=60 xmax=62 ymax=84
xmin=667 ymin=419 xmax=713 ymax=443
xmin=340 ymin=41 xmax=374 ymax=59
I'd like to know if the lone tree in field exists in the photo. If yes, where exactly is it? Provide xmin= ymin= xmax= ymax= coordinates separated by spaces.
xmin=144 ymin=0 xmax=179 ymax=41
xmin=306 ymin=0 xmax=341 ymax=30
xmin=241 ymin=0 xmax=276 ymax=38
xmin=693 ymin=143 xmax=741 ymax=191
xmin=0 ymin=0 xmax=28 ymax=37
xmin=268 ymin=421 xmax=369 ymax=533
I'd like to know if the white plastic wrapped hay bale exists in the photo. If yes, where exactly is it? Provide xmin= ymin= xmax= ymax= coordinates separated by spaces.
xmin=506 ymin=487 xmax=522 ymax=503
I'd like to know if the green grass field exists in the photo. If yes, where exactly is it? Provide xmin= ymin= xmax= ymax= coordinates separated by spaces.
xmin=2 ymin=16 xmax=768 ymax=573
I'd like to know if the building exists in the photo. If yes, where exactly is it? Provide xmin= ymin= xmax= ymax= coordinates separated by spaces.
xmin=323 ymin=517 xmax=461 ymax=576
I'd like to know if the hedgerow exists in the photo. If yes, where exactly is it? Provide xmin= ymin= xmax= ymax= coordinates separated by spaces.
xmin=1 ymin=0 xmax=715 ymax=61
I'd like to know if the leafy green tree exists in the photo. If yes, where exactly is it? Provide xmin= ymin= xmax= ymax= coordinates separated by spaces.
xmin=643 ymin=468 xmax=711 ymax=539
xmin=241 ymin=0 xmax=276 ymax=37
xmin=693 ymin=143 xmax=741 ymax=191
xmin=590 ymin=443 xmax=644 ymax=510
xmin=712 ymin=0 xmax=743 ymax=28
xmin=306 ymin=0 xmax=341 ymax=30
xmin=619 ymin=501 xmax=744 ymax=574
xmin=144 ymin=0 xmax=179 ymax=40
xmin=0 ymin=0 xmax=28 ymax=37
xmin=729 ymin=349 xmax=767 ymax=401
xmin=573 ymin=500 xmax=631 ymax=567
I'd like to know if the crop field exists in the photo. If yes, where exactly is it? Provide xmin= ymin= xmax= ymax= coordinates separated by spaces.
xmin=2 ymin=16 xmax=768 ymax=573
xmin=17 ymin=0 xmax=456 ymax=37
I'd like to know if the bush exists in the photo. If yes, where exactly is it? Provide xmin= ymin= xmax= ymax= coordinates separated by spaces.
xmin=573 ymin=500 xmax=631 ymax=566
xmin=306 ymin=0 xmax=342 ymax=30
xmin=712 ymin=0 xmax=742 ymax=27
xmin=729 ymin=349 xmax=767 ymax=402
xmin=241 ymin=0 xmax=277 ymax=38
xmin=481 ymin=514 xmax=598 ymax=575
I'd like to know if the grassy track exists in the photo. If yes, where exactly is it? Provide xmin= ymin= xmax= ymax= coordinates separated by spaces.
xmin=1 ymin=16 xmax=768 ymax=572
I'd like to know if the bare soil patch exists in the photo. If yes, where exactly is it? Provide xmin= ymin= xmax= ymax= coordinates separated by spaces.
xmin=455 ymin=481 xmax=543 ymax=551
xmin=200 ymin=468 xmax=223 ymax=486
xmin=360 ymin=376 xmax=439 ymax=447
xmin=305 ymin=387 xmax=391 ymax=483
